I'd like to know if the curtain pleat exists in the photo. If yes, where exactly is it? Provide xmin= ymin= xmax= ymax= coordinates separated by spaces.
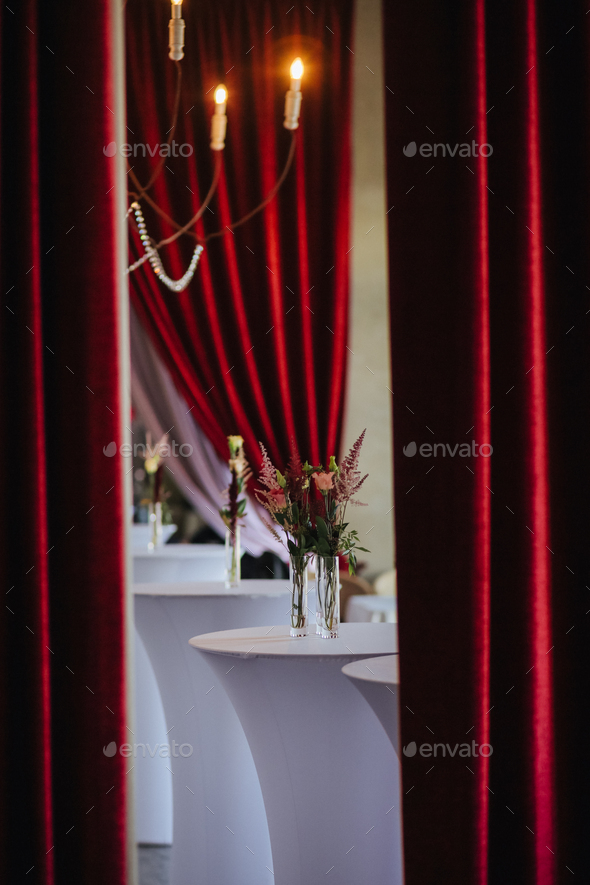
xmin=126 ymin=0 xmax=353 ymax=470
xmin=385 ymin=0 xmax=590 ymax=882
xmin=0 ymin=1 xmax=127 ymax=882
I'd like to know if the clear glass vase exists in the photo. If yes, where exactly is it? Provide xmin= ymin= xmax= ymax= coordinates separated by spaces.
xmin=289 ymin=554 xmax=308 ymax=637
xmin=316 ymin=555 xmax=340 ymax=638
xmin=148 ymin=501 xmax=163 ymax=552
xmin=225 ymin=525 xmax=241 ymax=588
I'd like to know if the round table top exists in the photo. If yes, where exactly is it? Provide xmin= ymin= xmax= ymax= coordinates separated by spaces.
xmin=189 ymin=623 xmax=397 ymax=660
xmin=134 ymin=579 xmax=290 ymax=598
xmin=133 ymin=545 xmax=226 ymax=560
xmin=342 ymin=654 xmax=399 ymax=685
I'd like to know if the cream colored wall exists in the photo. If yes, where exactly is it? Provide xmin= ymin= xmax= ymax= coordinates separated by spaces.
xmin=342 ymin=0 xmax=394 ymax=580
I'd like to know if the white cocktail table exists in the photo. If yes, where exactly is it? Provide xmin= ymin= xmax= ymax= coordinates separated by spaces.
xmin=346 ymin=594 xmax=397 ymax=623
xmin=342 ymin=655 xmax=400 ymax=754
xmin=133 ymin=543 xmax=227 ymax=582
xmin=135 ymin=581 xmax=291 ymax=885
xmin=190 ymin=624 xmax=403 ymax=885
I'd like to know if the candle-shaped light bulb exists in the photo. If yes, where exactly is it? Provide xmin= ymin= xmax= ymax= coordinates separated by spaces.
xmin=214 ymin=85 xmax=228 ymax=111
xmin=284 ymin=57 xmax=303 ymax=130
xmin=169 ymin=0 xmax=185 ymax=61
xmin=290 ymin=57 xmax=304 ymax=90
xmin=211 ymin=84 xmax=228 ymax=151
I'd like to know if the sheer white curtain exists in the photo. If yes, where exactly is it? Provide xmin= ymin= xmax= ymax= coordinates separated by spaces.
xmin=130 ymin=308 xmax=283 ymax=559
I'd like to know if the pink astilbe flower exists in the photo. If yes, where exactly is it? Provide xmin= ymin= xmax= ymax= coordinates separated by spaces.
xmin=333 ymin=430 xmax=368 ymax=507
xmin=258 ymin=443 xmax=281 ymax=490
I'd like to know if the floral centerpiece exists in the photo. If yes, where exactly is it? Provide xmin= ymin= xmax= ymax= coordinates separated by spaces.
xmin=256 ymin=443 xmax=315 ymax=636
xmin=310 ymin=431 xmax=369 ymax=637
xmin=219 ymin=435 xmax=250 ymax=587
xmin=139 ymin=433 xmax=170 ymax=550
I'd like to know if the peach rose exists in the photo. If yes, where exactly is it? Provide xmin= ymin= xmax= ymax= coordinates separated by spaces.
xmin=313 ymin=472 xmax=334 ymax=491
xmin=269 ymin=487 xmax=287 ymax=509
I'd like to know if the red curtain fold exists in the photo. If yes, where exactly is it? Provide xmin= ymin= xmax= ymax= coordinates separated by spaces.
xmin=0 ymin=2 xmax=127 ymax=883
xmin=385 ymin=0 xmax=590 ymax=882
xmin=126 ymin=0 xmax=353 ymax=470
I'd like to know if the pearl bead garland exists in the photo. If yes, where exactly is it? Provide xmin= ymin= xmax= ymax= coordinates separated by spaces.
xmin=126 ymin=201 xmax=204 ymax=293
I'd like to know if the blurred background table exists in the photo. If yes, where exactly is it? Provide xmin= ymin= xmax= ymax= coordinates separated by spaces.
xmin=132 ymin=543 xmax=228 ymax=583
xmin=346 ymin=594 xmax=396 ymax=623
xmin=342 ymin=655 xmax=400 ymax=754
xmin=134 ymin=580 xmax=290 ymax=885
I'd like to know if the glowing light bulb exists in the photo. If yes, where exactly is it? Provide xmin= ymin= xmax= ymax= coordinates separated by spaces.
xmin=290 ymin=58 xmax=304 ymax=84
xmin=211 ymin=84 xmax=228 ymax=150
xmin=284 ymin=57 xmax=304 ymax=130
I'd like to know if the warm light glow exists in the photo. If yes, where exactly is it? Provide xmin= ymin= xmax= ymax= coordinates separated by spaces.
xmin=290 ymin=58 xmax=304 ymax=80
xmin=215 ymin=85 xmax=228 ymax=105
xmin=171 ymin=0 xmax=183 ymax=5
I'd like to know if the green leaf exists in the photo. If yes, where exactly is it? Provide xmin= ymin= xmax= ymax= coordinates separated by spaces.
xmin=237 ymin=499 xmax=247 ymax=516
xmin=291 ymin=502 xmax=299 ymax=524
xmin=287 ymin=539 xmax=298 ymax=556
xmin=316 ymin=516 xmax=329 ymax=538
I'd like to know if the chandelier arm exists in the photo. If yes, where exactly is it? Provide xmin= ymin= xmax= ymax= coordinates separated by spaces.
xmin=201 ymin=131 xmax=297 ymax=242
xmin=127 ymin=131 xmax=296 ymax=253
xmin=154 ymin=151 xmax=222 ymax=248
xmin=127 ymin=59 xmax=183 ymax=202
xmin=128 ymin=185 xmax=197 ymax=238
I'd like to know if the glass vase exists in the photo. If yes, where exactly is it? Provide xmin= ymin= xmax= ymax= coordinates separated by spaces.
xmin=148 ymin=501 xmax=163 ymax=551
xmin=289 ymin=554 xmax=308 ymax=637
xmin=225 ymin=525 xmax=241 ymax=588
xmin=316 ymin=555 xmax=340 ymax=638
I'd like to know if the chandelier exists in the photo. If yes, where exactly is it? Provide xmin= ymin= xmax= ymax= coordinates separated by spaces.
xmin=126 ymin=0 xmax=305 ymax=293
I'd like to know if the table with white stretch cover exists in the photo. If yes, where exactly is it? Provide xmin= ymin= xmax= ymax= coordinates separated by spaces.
xmin=342 ymin=655 xmax=400 ymax=754
xmin=190 ymin=624 xmax=403 ymax=885
xmin=347 ymin=594 xmax=397 ymax=623
xmin=133 ymin=543 xmax=227 ymax=583
xmin=134 ymin=581 xmax=291 ymax=885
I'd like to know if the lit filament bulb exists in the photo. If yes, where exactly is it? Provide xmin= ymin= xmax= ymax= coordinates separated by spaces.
xmin=284 ymin=58 xmax=304 ymax=130
xmin=169 ymin=0 xmax=185 ymax=61
xmin=210 ymin=84 xmax=228 ymax=151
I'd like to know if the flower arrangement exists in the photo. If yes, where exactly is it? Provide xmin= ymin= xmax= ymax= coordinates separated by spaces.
xmin=220 ymin=435 xmax=250 ymax=587
xmin=310 ymin=430 xmax=370 ymax=576
xmin=256 ymin=431 xmax=370 ymax=637
xmin=255 ymin=442 xmax=314 ymax=559
xmin=219 ymin=435 xmax=250 ymax=537
xmin=140 ymin=432 xmax=169 ymax=504
xmin=255 ymin=442 xmax=316 ymax=635
xmin=138 ymin=433 xmax=171 ymax=549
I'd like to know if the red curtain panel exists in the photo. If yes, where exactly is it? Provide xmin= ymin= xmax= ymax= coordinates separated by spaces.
xmin=0 ymin=2 xmax=127 ymax=884
xmin=126 ymin=0 xmax=353 ymax=470
xmin=384 ymin=0 xmax=590 ymax=882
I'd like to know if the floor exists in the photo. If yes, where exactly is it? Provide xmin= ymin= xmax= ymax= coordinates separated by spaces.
xmin=138 ymin=845 xmax=171 ymax=885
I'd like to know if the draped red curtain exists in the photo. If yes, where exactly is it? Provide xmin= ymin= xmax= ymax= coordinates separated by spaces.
xmin=385 ymin=0 xmax=590 ymax=882
xmin=0 ymin=2 xmax=127 ymax=883
xmin=126 ymin=0 xmax=353 ymax=470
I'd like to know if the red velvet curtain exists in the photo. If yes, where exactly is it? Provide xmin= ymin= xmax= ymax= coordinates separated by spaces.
xmin=126 ymin=0 xmax=353 ymax=470
xmin=0 ymin=2 xmax=127 ymax=883
xmin=385 ymin=0 xmax=590 ymax=882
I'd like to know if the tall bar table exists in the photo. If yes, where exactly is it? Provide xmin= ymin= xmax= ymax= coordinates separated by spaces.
xmin=135 ymin=581 xmax=290 ymax=885
xmin=190 ymin=624 xmax=403 ymax=885
xmin=342 ymin=654 xmax=400 ymax=753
